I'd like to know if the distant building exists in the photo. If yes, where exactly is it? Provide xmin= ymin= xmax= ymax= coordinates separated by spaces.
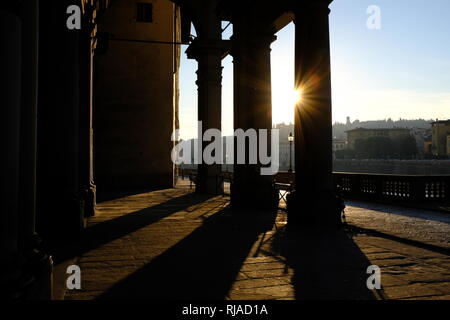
xmin=332 ymin=139 xmax=347 ymax=160
xmin=423 ymin=141 xmax=433 ymax=155
xmin=411 ymin=127 xmax=432 ymax=155
xmin=346 ymin=128 xmax=411 ymax=150
xmin=273 ymin=123 xmax=295 ymax=171
xmin=447 ymin=136 xmax=450 ymax=156
xmin=346 ymin=116 xmax=351 ymax=126
xmin=279 ymin=140 xmax=295 ymax=171
xmin=332 ymin=139 xmax=347 ymax=152
xmin=431 ymin=120 xmax=450 ymax=156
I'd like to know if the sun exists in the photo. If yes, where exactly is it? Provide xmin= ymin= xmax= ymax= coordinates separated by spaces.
xmin=272 ymin=87 xmax=302 ymax=124
xmin=292 ymin=88 xmax=303 ymax=105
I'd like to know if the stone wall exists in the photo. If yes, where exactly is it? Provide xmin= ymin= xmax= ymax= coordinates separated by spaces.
xmin=94 ymin=0 xmax=179 ymax=189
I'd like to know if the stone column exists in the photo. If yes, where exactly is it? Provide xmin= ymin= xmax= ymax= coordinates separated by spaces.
xmin=287 ymin=0 xmax=343 ymax=227
xmin=79 ymin=6 xmax=96 ymax=218
xmin=1 ymin=1 xmax=53 ymax=299
xmin=18 ymin=0 xmax=39 ymax=248
xmin=0 ymin=6 xmax=22 ymax=291
xmin=186 ymin=39 xmax=225 ymax=194
xmin=36 ymin=0 xmax=83 ymax=243
xmin=20 ymin=0 xmax=53 ymax=298
xmin=230 ymin=22 xmax=278 ymax=210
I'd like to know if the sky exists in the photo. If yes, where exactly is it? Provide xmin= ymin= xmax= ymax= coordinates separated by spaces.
xmin=178 ymin=0 xmax=450 ymax=139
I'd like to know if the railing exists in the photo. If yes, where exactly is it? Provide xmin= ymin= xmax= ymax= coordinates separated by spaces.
xmin=333 ymin=172 xmax=449 ymax=204
xmin=179 ymin=169 xmax=450 ymax=206
xmin=179 ymin=169 xmax=233 ymax=195
xmin=179 ymin=168 xmax=198 ymax=189
xmin=275 ymin=172 xmax=449 ymax=205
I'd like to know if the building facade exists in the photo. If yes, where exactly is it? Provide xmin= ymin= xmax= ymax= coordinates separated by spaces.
xmin=346 ymin=128 xmax=412 ymax=150
xmin=332 ymin=139 xmax=347 ymax=152
xmin=431 ymin=120 xmax=450 ymax=157
xmin=410 ymin=127 xmax=432 ymax=156
xmin=94 ymin=0 xmax=181 ymax=189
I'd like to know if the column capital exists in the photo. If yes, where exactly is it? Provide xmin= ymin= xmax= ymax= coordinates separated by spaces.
xmin=185 ymin=39 xmax=230 ymax=61
xmin=230 ymin=33 xmax=277 ymax=58
xmin=292 ymin=0 xmax=332 ymax=19
xmin=250 ymin=33 xmax=277 ymax=48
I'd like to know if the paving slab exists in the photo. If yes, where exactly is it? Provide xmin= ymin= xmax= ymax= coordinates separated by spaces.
xmin=59 ymin=187 xmax=450 ymax=300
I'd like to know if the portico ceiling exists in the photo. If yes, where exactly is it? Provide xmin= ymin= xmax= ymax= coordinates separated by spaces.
xmin=172 ymin=0 xmax=303 ymax=40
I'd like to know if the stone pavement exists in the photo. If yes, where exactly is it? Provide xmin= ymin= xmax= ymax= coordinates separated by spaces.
xmin=344 ymin=201 xmax=450 ymax=300
xmin=344 ymin=200 xmax=450 ymax=250
xmin=59 ymin=185 xmax=449 ymax=300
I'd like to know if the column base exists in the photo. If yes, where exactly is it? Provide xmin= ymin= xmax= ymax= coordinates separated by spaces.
xmin=21 ymin=250 xmax=53 ymax=299
xmin=83 ymin=183 xmax=96 ymax=218
xmin=1 ymin=248 xmax=53 ymax=299
xmin=286 ymin=190 xmax=345 ymax=228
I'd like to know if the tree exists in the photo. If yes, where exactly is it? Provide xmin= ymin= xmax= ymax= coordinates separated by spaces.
xmin=353 ymin=136 xmax=418 ymax=159
xmin=355 ymin=137 xmax=394 ymax=159
xmin=393 ymin=136 xmax=418 ymax=159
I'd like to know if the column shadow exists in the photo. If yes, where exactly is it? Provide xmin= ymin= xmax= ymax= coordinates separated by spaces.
xmin=345 ymin=224 xmax=450 ymax=256
xmin=52 ymin=192 xmax=213 ymax=264
xmin=98 ymin=207 xmax=278 ymax=300
xmin=270 ymin=225 xmax=378 ymax=300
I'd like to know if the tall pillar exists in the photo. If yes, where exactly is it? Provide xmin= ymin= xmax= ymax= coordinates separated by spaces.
xmin=79 ymin=6 xmax=96 ymax=218
xmin=0 ymin=5 xmax=22 ymax=296
xmin=230 ymin=22 xmax=278 ymax=210
xmin=19 ymin=0 xmax=53 ymax=299
xmin=287 ymin=0 xmax=343 ymax=227
xmin=1 ymin=1 xmax=52 ymax=299
xmin=18 ymin=0 xmax=39 ymax=249
xmin=36 ymin=0 xmax=83 ymax=244
xmin=186 ymin=39 xmax=225 ymax=194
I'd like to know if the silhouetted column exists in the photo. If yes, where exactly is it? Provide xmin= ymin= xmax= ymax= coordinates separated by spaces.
xmin=79 ymin=11 xmax=96 ymax=218
xmin=36 ymin=0 xmax=84 ymax=242
xmin=20 ymin=0 xmax=53 ymax=298
xmin=230 ymin=22 xmax=278 ymax=210
xmin=1 ymin=1 xmax=53 ymax=299
xmin=287 ymin=0 xmax=342 ymax=226
xmin=187 ymin=39 xmax=224 ymax=194
xmin=0 ymin=6 xmax=22 ymax=285
xmin=18 ymin=0 xmax=39 ymax=250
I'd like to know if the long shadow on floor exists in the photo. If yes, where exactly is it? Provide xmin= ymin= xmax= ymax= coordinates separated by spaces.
xmin=271 ymin=225 xmax=378 ymax=300
xmin=98 ymin=207 xmax=277 ymax=300
xmin=53 ymin=191 xmax=212 ymax=264
xmin=345 ymin=224 xmax=450 ymax=256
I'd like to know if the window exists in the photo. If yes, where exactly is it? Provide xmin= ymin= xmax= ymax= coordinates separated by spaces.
xmin=136 ymin=3 xmax=153 ymax=23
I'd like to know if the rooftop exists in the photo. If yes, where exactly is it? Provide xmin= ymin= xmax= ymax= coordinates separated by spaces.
xmin=345 ymin=127 xmax=411 ymax=133
xmin=431 ymin=120 xmax=450 ymax=125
